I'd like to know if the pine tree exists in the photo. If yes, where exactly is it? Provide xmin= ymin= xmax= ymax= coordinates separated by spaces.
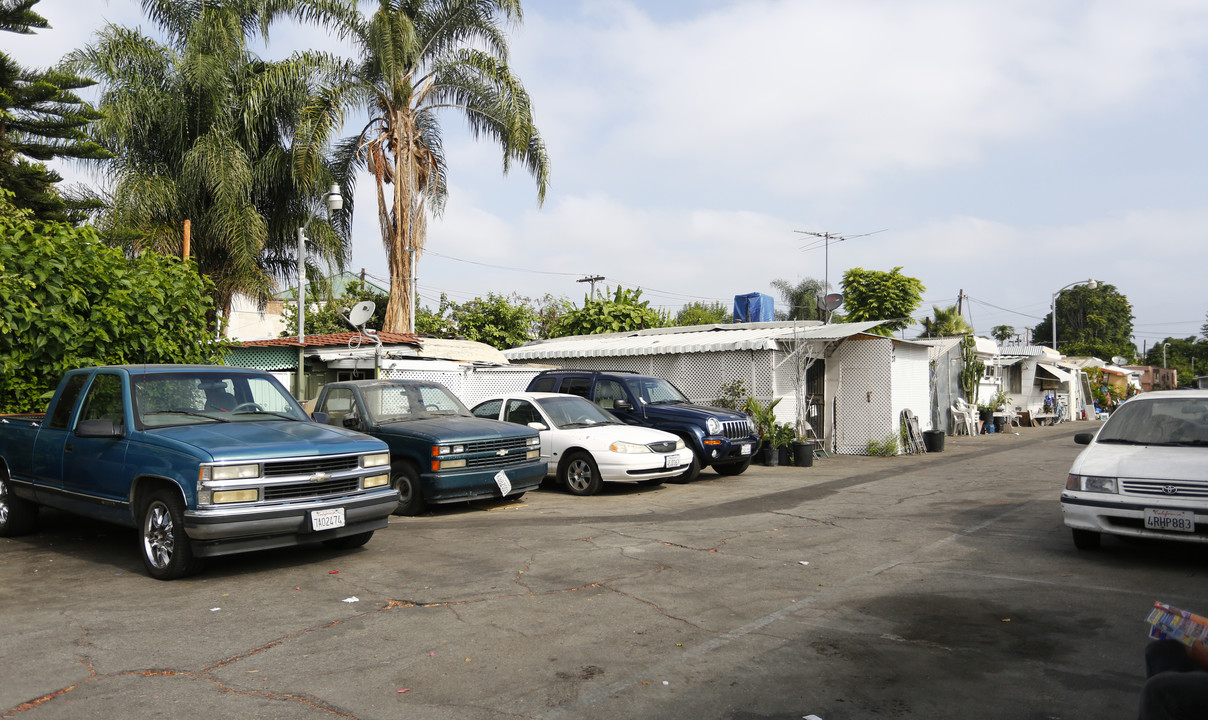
xmin=0 ymin=0 xmax=107 ymax=222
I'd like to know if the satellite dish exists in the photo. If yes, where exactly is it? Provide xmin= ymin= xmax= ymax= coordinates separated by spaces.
xmin=348 ymin=301 xmax=375 ymax=327
xmin=824 ymin=293 xmax=844 ymax=311
xmin=1111 ymin=356 xmax=1128 ymax=366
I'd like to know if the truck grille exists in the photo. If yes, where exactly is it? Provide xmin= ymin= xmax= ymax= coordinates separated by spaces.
xmin=454 ymin=437 xmax=534 ymax=470
xmin=721 ymin=419 xmax=753 ymax=440
xmin=263 ymin=455 xmax=360 ymax=478
xmin=264 ymin=477 xmax=361 ymax=501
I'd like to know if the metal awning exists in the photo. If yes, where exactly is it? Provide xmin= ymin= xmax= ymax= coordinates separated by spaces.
xmin=1036 ymin=363 xmax=1073 ymax=383
xmin=994 ymin=356 xmax=1026 ymax=367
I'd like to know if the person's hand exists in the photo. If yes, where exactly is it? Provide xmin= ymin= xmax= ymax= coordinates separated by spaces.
xmin=1187 ymin=639 xmax=1208 ymax=670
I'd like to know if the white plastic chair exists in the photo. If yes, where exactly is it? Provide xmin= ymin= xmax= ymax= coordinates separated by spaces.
xmin=951 ymin=403 xmax=974 ymax=436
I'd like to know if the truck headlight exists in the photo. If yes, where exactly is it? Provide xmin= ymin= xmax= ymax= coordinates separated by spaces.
xmin=527 ymin=436 xmax=541 ymax=447
xmin=362 ymin=452 xmax=391 ymax=468
xmin=211 ymin=464 xmax=260 ymax=481
xmin=1066 ymin=474 xmax=1117 ymax=493
xmin=212 ymin=489 xmax=259 ymax=504
xmin=610 ymin=441 xmax=651 ymax=454
xmin=706 ymin=418 xmax=722 ymax=435
xmin=435 ymin=444 xmax=465 ymax=456
xmin=363 ymin=474 xmax=390 ymax=489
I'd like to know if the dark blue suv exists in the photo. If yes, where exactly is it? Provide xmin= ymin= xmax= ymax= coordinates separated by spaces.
xmin=526 ymin=370 xmax=757 ymax=480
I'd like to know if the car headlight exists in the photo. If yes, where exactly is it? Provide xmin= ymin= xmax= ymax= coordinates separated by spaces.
xmin=674 ymin=438 xmax=685 ymax=450
xmin=363 ymin=474 xmax=390 ymax=489
xmin=209 ymin=463 xmax=260 ymax=481
xmin=610 ymin=440 xmax=652 ymax=454
xmin=706 ymin=418 xmax=722 ymax=435
xmin=362 ymin=452 xmax=391 ymax=468
xmin=212 ymin=489 xmax=259 ymax=504
xmin=1066 ymin=473 xmax=1118 ymax=493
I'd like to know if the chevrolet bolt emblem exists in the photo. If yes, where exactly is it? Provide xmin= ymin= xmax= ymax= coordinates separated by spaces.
xmin=310 ymin=471 xmax=331 ymax=483
xmin=1162 ymin=485 xmax=1178 ymax=495
xmin=496 ymin=449 xmax=508 ymax=456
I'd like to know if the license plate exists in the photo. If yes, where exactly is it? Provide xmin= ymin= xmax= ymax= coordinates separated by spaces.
xmin=494 ymin=469 xmax=513 ymax=496
xmin=665 ymin=453 xmax=681 ymax=469
xmin=311 ymin=507 xmax=345 ymax=531
xmin=739 ymin=443 xmax=752 ymax=456
xmin=1144 ymin=508 xmax=1196 ymax=533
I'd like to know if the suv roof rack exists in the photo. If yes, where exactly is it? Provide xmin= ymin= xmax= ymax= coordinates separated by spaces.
xmin=534 ymin=369 xmax=639 ymax=376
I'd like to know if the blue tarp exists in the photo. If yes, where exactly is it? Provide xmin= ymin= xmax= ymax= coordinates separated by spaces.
xmin=732 ymin=293 xmax=774 ymax=323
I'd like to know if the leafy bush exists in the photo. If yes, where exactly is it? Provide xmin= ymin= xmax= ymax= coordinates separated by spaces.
xmin=865 ymin=435 xmax=900 ymax=456
xmin=0 ymin=192 xmax=226 ymax=413
xmin=713 ymin=379 xmax=749 ymax=411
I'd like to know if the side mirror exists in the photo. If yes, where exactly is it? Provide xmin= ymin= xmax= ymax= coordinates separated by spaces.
xmin=613 ymin=399 xmax=633 ymax=411
xmin=527 ymin=421 xmax=548 ymax=432
xmin=76 ymin=418 xmax=124 ymax=439
xmin=311 ymin=411 xmax=330 ymax=425
xmin=1074 ymin=432 xmax=1093 ymax=445
xmin=342 ymin=415 xmax=362 ymax=430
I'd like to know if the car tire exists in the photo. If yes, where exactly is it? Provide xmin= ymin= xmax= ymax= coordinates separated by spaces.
xmin=140 ymin=489 xmax=204 ymax=580
xmin=560 ymin=451 xmax=603 ymax=496
xmin=713 ymin=458 xmax=752 ymax=476
xmin=323 ymin=531 xmax=374 ymax=550
xmin=674 ymin=449 xmax=702 ymax=483
xmin=1071 ymin=528 xmax=1101 ymax=550
xmin=392 ymin=464 xmax=427 ymax=516
xmin=0 ymin=472 xmax=39 ymax=537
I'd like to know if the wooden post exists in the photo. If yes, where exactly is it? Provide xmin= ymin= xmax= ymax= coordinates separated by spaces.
xmin=182 ymin=219 xmax=191 ymax=259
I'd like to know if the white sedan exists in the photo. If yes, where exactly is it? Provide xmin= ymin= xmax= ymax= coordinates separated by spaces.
xmin=470 ymin=392 xmax=690 ymax=495
xmin=1061 ymin=389 xmax=1208 ymax=550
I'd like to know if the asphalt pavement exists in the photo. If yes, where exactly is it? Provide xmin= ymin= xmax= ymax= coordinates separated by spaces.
xmin=3 ymin=422 xmax=1204 ymax=720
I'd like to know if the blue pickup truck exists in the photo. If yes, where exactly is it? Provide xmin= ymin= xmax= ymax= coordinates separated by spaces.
xmin=0 ymin=365 xmax=398 ymax=579
xmin=314 ymin=379 xmax=546 ymax=515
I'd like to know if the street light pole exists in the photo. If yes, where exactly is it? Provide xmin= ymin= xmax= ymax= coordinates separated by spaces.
xmin=1163 ymin=343 xmax=1170 ymax=368
xmin=1051 ymin=278 xmax=1098 ymax=354
xmin=296 ymin=183 xmax=344 ymax=396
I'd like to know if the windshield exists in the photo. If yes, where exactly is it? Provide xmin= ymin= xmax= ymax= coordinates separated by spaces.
xmin=1097 ymin=397 xmax=1208 ymax=445
xmin=622 ymin=377 xmax=690 ymax=405
xmin=361 ymin=382 xmax=471 ymax=424
xmin=536 ymin=395 xmax=619 ymax=428
xmin=133 ymin=372 xmax=308 ymax=428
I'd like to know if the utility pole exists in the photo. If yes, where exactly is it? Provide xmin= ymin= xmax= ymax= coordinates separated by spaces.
xmin=578 ymin=275 xmax=605 ymax=299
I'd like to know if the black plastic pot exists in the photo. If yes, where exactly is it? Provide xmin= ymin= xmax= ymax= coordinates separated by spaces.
xmin=778 ymin=447 xmax=791 ymax=466
xmin=758 ymin=443 xmax=778 ymax=466
xmin=792 ymin=441 xmax=814 ymax=467
xmin=922 ymin=430 xmax=945 ymax=453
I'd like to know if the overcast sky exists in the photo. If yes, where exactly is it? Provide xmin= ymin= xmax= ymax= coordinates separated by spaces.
xmin=9 ymin=0 xmax=1208 ymax=353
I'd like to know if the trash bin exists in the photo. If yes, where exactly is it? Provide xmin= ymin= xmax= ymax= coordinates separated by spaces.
xmin=923 ymin=430 xmax=945 ymax=452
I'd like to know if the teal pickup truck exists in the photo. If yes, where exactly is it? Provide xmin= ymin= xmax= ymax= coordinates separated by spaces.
xmin=314 ymin=379 xmax=546 ymax=515
xmin=0 ymin=365 xmax=398 ymax=579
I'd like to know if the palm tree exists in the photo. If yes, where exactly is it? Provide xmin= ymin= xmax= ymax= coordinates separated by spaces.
xmin=296 ymin=0 xmax=550 ymax=333
xmin=770 ymin=277 xmax=826 ymax=321
xmin=917 ymin=304 xmax=971 ymax=338
xmin=64 ymin=0 xmax=349 ymax=323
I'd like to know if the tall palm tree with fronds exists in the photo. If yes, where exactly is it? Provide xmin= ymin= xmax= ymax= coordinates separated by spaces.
xmin=296 ymin=0 xmax=550 ymax=333
xmin=917 ymin=304 xmax=972 ymax=338
xmin=64 ymin=0 xmax=349 ymax=323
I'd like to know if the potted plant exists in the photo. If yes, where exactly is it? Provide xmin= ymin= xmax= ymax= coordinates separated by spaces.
xmin=976 ymin=403 xmax=995 ymax=434
xmin=772 ymin=422 xmax=795 ymax=466
xmin=744 ymin=397 xmax=781 ymax=465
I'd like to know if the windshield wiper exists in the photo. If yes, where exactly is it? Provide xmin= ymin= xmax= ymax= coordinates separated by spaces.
xmin=142 ymin=410 xmax=229 ymax=423
xmin=230 ymin=409 xmax=296 ymax=420
xmin=648 ymin=399 xmax=685 ymax=405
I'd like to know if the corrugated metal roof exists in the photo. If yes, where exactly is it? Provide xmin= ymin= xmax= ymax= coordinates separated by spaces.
xmin=503 ymin=321 xmax=888 ymax=360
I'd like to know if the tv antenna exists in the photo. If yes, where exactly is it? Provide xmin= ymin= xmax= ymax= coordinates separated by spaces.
xmin=792 ymin=229 xmax=886 ymax=322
